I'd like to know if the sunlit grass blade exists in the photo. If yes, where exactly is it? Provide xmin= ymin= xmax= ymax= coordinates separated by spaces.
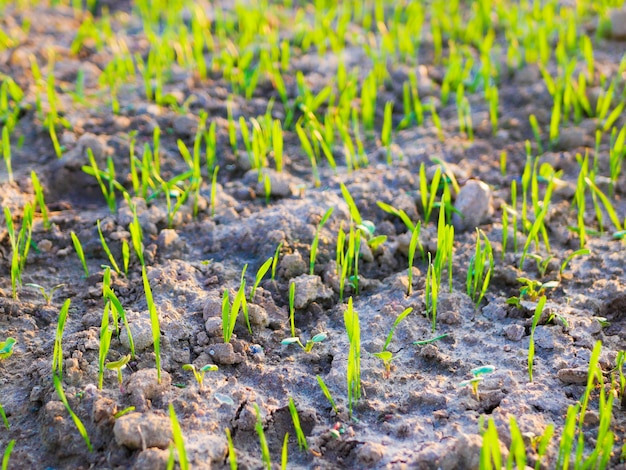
xmin=53 ymin=374 xmax=93 ymax=452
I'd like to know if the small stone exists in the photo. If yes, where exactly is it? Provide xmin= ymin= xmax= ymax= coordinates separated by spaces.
xmin=173 ymin=114 xmax=199 ymax=137
xmin=278 ymin=251 xmax=307 ymax=279
xmin=114 ymin=413 xmax=172 ymax=449
xmin=292 ymin=274 xmax=334 ymax=309
xmin=557 ymin=367 xmax=588 ymax=384
xmin=120 ymin=314 xmax=154 ymax=352
xmin=77 ymin=133 xmax=108 ymax=163
xmin=205 ymin=317 xmax=222 ymax=337
xmin=38 ymin=239 xmax=53 ymax=252
xmin=555 ymin=128 xmax=585 ymax=151
xmin=356 ymin=442 xmax=385 ymax=467
xmin=208 ymin=342 xmax=244 ymax=365
xmin=533 ymin=326 xmax=556 ymax=349
xmin=609 ymin=8 xmax=626 ymax=39
xmin=245 ymin=169 xmax=298 ymax=198
xmin=452 ymin=180 xmax=493 ymax=232
xmin=245 ymin=303 xmax=269 ymax=327
xmin=157 ymin=229 xmax=186 ymax=256
xmin=124 ymin=369 xmax=172 ymax=411
xmin=504 ymin=324 xmax=525 ymax=342
xmin=203 ymin=292 xmax=223 ymax=320
xmin=133 ymin=448 xmax=169 ymax=470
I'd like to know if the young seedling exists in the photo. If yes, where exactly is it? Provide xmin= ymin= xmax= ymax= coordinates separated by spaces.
xmin=373 ymin=307 xmax=413 ymax=378
xmin=466 ymin=229 xmax=494 ymax=308
xmin=2 ymin=126 xmax=12 ymax=183
xmin=250 ymin=257 xmax=273 ymax=301
xmin=0 ymin=338 xmax=16 ymax=361
xmin=282 ymin=333 xmax=328 ymax=353
xmin=225 ymin=428 xmax=237 ymax=470
xmin=344 ymin=297 xmax=361 ymax=416
xmin=0 ymin=402 xmax=8 ymax=430
xmin=182 ymin=363 xmax=218 ymax=390
xmin=271 ymin=242 xmax=282 ymax=281
xmin=4 ymin=204 xmax=34 ymax=298
xmin=53 ymin=300 xmax=70 ymax=378
xmin=169 ymin=403 xmax=189 ymax=470
xmin=106 ymin=354 xmax=131 ymax=392
xmin=316 ymin=375 xmax=338 ymax=413
xmin=70 ymin=231 xmax=89 ymax=277
xmin=528 ymin=296 xmax=546 ymax=382
xmin=507 ymin=278 xmax=558 ymax=307
xmin=53 ymin=374 xmax=93 ymax=452
xmin=2 ymin=440 xmax=14 ymax=470
xmin=98 ymin=302 xmax=113 ymax=390
xmin=310 ymin=207 xmax=334 ymax=275
xmin=407 ymin=222 xmax=422 ymax=295
xmin=254 ymin=404 xmax=271 ymax=470
xmin=31 ymin=171 xmax=50 ymax=230
xmin=96 ymin=220 xmax=122 ymax=275
xmin=288 ymin=397 xmax=308 ymax=451
xmin=459 ymin=365 xmax=496 ymax=400
xmin=24 ymin=283 xmax=64 ymax=305
xmin=142 ymin=267 xmax=161 ymax=383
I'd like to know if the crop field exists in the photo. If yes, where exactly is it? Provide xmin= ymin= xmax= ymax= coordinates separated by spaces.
xmin=1 ymin=0 xmax=626 ymax=468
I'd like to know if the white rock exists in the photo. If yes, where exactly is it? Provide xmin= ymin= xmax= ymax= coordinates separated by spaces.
xmin=452 ymin=180 xmax=493 ymax=232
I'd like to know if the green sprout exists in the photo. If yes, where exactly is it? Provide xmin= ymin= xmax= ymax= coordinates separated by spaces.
xmin=2 ymin=126 xmax=12 ymax=183
xmin=106 ymin=354 xmax=131 ymax=391
xmin=282 ymin=332 xmax=328 ymax=353
xmin=225 ymin=428 xmax=237 ymax=470
xmin=466 ymin=229 xmax=494 ymax=308
xmin=459 ymin=365 xmax=496 ymax=400
xmin=182 ymin=363 xmax=218 ymax=390
xmin=372 ymin=307 xmax=413 ymax=378
xmin=344 ymin=297 xmax=361 ymax=416
xmin=70 ymin=231 xmax=89 ymax=278
xmin=288 ymin=397 xmax=308 ymax=451
xmin=2 ymin=440 xmax=14 ymax=470
xmin=0 ymin=338 xmax=16 ymax=361
xmin=53 ymin=374 xmax=93 ymax=452
xmin=53 ymin=300 xmax=70 ymax=378
xmin=0 ymin=402 xmax=9 ymax=430
xmin=315 ymin=375 xmax=338 ymax=413
xmin=169 ymin=403 xmax=189 ymax=470
xmin=97 ymin=220 xmax=122 ymax=275
xmin=250 ymin=257 xmax=273 ymax=301
xmin=310 ymin=207 xmax=334 ymax=275
xmin=254 ymin=404 xmax=271 ymax=470
xmin=528 ymin=296 xmax=546 ymax=382
xmin=142 ymin=266 xmax=161 ymax=383
xmin=24 ymin=283 xmax=64 ymax=305
xmin=31 ymin=171 xmax=50 ymax=230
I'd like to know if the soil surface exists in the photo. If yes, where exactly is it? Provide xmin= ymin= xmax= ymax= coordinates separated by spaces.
xmin=1 ymin=1 xmax=626 ymax=469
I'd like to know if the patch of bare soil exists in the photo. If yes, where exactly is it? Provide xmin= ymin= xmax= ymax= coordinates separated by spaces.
xmin=1 ymin=2 xmax=626 ymax=469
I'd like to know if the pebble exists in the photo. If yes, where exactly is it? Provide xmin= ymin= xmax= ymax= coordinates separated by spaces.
xmin=533 ymin=326 xmax=556 ymax=349
xmin=133 ymin=448 xmax=169 ymax=470
xmin=452 ymin=180 xmax=493 ymax=232
xmin=278 ymin=251 xmax=307 ymax=279
xmin=208 ymin=342 xmax=244 ymax=365
xmin=120 ymin=314 xmax=155 ymax=352
xmin=114 ymin=412 xmax=172 ymax=449
xmin=292 ymin=274 xmax=334 ymax=309
xmin=245 ymin=303 xmax=269 ymax=327
xmin=557 ymin=367 xmax=588 ymax=384
xmin=157 ymin=229 xmax=186 ymax=257
xmin=555 ymin=127 xmax=585 ymax=151
xmin=124 ymin=369 xmax=172 ymax=411
xmin=503 ymin=324 xmax=525 ymax=342
xmin=172 ymin=114 xmax=199 ymax=137
xmin=356 ymin=442 xmax=385 ymax=467
xmin=609 ymin=8 xmax=626 ymax=39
